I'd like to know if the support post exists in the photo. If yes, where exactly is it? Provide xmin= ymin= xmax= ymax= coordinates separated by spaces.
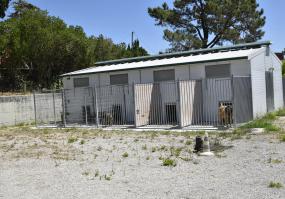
xmin=231 ymin=75 xmax=237 ymax=128
xmin=62 ymin=89 xmax=66 ymax=127
xmin=94 ymin=86 xmax=99 ymax=128
xmin=33 ymin=91 xmax=37 ymax=127
xmin=132 ymin=82 xmax=137 ymax=128
xmin=84 ymin=96 xmax=88 ymax=126
xmin=52 ymin=91 xmax=56 ymax=126
xmin=176 ymin=80 xmax=182 ymax=128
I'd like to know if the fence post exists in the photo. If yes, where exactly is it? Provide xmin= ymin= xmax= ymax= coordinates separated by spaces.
xmin=132 ymin=82 xmax=137 ymax=128
xmin=33 ymin=91 xmax=37 ymax=127
xmin=176 ymin=80 xmax=182 ymax=128
xmin=62 ymin=89 xmax=66 ymax=127
xmin=94 ymin=86 xmax=99 ymax=128
xmin=123 ymin=85 xmax=127 ymax=125
xmin=52 ymin=90 xmax=56 ymax=126
xmin=84 ymin=95 xmax=88 ymax=126
xmin=231 ymin=75 xmax=237 ymax=128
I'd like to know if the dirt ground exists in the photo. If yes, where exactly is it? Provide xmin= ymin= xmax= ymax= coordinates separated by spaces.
xmin=0 ymin=127 xmax=284 ymax=199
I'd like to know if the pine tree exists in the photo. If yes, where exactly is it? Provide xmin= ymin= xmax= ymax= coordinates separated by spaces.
xmin=148 ymin=0 xmax=266 ymax=52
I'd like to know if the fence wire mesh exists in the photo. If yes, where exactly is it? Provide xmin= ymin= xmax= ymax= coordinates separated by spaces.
xmin=33 ymin=76 xmax=253 ymax=129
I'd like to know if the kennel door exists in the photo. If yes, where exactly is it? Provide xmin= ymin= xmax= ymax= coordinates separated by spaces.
xmin=134 ymin=83 xmax=154 ymax=127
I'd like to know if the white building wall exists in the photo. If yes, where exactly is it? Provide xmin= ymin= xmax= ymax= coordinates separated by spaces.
xmin=231 ymin=60 xmax=251 ymax=76
xmin=175 ymin=65 xmax=190 ymax=80
xmin=63 ymin=58 xmax=253 ymax=124
xmin=250 ymin=51 xmax=267 ymax=118
xmin=271 ymin=53 xmax=284 ymax=109
xmin=262 ymin=50 xmax=283 ymax=110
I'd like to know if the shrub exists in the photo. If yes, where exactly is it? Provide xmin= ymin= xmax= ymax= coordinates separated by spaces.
xmin=162 ymin=158 xmax=176 ymax=167
xmin=80 ymin=140 xmax=85 ymax=145
xmin=268 ymin=181 xmax=283 ymax=188
xmin=185 ymin=140 xmax=192 ymax=145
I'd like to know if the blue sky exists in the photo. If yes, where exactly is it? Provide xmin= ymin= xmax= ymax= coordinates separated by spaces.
xmin=21 ymin=0 xmax=285 ymax=54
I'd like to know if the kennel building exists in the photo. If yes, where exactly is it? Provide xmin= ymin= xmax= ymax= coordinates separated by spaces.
xmin=61 ymin=41 xmax=283 ymax=128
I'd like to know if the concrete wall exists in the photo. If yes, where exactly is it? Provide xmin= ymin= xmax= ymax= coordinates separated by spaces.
xmin=0 ymin=93 xmax=62 ymax=126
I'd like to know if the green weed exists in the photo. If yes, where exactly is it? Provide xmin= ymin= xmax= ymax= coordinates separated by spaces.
xmin=162 ymin=158 xmax=176 ymax=167
xmin=268 ymin=181 xmax=283 ymax=188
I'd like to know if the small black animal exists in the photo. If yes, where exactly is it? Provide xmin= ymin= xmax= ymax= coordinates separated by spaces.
xmin=194 ymin=136 xmax=204 ymax=153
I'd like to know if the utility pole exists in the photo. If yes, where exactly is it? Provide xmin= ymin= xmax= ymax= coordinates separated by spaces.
xmin=131 ymin=31 xmax=134 ymax=48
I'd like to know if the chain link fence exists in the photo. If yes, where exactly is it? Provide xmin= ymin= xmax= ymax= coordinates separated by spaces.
xmin=33 ymin=76 xmax=253 ymax=129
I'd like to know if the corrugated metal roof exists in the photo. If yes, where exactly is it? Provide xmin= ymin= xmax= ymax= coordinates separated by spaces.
xmin=62 ymin=47 xmax=265 ymax=77
xmin=95 ymin=41 xmax=271 ymax=66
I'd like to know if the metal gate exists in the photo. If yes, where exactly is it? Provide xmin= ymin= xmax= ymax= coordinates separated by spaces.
xmin=233 ymin=76 xmax=253 ymax=123
xmin=134 ymin=82 xmax=179 ymax=127
xmin=266 ymin=71 xmax=274 ymax=112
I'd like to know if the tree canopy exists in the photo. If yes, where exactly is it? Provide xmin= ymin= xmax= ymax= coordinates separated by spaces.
xmin=148 ymin=0 xmax=266 ymax=52
xmin=0 ymin=0 xmax=11 ymax=18
xmin=0 ymin=0 xmax=148 ymax=91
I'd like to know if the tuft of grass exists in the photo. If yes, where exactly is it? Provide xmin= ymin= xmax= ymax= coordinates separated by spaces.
xmin=268 ymin=181 xmax=283 ymax=189
xmin=68 ymin=137 xmax=78 ymax=144
xmin=82 ymin=171 xmax=89 ymax=176
xmin=104 ymin=175 xmax=111 ymax=181
xmin=268 ymin=158 xmax=282 ymax=164
xmin=80 ymin=140 xmax=85 ymax=145
xmin=280 ymin=134 xmax=285 ymax=142
xmin=142 ymin=144 xmax=147 ymax=150
xmin=94 ymin=170 xmax=99 ymax=177
xmin=151 ymin=147 xmax=157 ymax=153
xmin=146 ymin=156 xmax=150 ymax=160
xmin=160 ymin=145 xmax=167 ymax=151
xmin=134 ymin=138 xmax=139 ymax=142
xmin=241 ymin=112 xmax=279 ymax=132
xmin=185 ymin=140 xmax=192 ymax=145
xmin=275 ymin=109 xmax=285 ymax=116
xmin=162 ymin=158 xmax=176 ymax=167
xmin=122 ymin=152 xmax=129 ymax=158
xmin=170 ymin=147 xmax=183 ymax=157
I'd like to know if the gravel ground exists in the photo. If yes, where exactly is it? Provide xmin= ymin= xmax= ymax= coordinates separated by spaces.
xmin=0 ymin=128 xmax=284 ymax=199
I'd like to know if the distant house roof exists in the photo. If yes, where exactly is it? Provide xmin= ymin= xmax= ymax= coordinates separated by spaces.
xmin=61 ymin=41 xmax=271 ymax=77
xmin=275 ymin=53 xmax=284 ymax=61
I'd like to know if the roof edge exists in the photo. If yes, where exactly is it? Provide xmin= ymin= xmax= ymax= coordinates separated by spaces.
xmin=95 ymin=41 xmax=271 ymax=66
xmin=61 ymin=56 xmax=248 ymax=77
